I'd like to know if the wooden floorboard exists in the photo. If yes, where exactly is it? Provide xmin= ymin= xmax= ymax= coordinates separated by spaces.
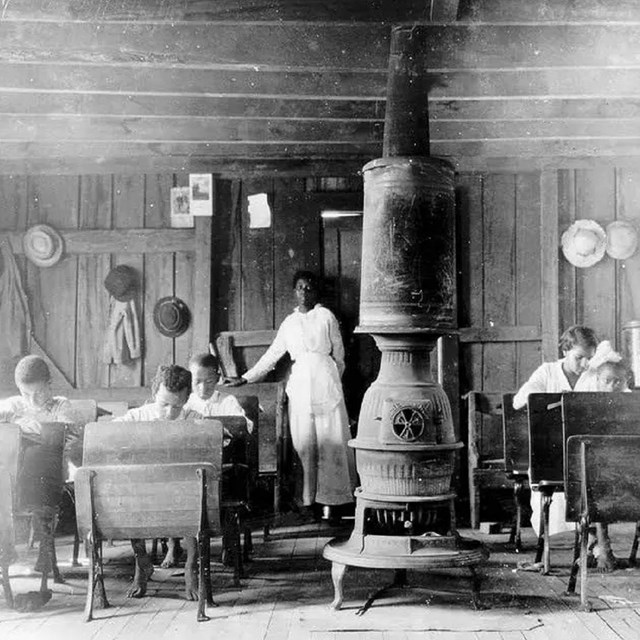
xmin=2 ymin=523 xmax=640 ymax=639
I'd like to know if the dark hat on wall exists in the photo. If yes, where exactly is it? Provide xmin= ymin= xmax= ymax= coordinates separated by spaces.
xmin=104 ymin=264 xmax=138 ymax=302
xmin=22 ymin=224 xmax=64 ymax=268
xmin=153 ymin=296 xmax=191 ymax=338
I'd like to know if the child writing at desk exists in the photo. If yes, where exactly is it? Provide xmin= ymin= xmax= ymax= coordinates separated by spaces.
xmin=514 ymin=326 xmax=629 ymax=571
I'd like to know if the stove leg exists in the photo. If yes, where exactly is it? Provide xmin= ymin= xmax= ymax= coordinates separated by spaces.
xmin=469 ymin=566 xmax=486 ymax=610
xmin=330 ymin=562 xmax=347 ymax=610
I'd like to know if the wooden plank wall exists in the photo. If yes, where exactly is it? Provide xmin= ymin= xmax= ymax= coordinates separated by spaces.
xmin=457 ymin=164 xmax=640 ymax=397
xmin=212 ymin=177 xmax=354 ymax=375
xmin=0 ymin=173 xmax=201 ymax=392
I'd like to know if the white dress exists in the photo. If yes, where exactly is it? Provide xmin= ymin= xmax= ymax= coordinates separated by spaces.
xmin=513 ymin=358 xmax=591 ymax=535
xmin=243 ymin=303 xmax=356 ymax=506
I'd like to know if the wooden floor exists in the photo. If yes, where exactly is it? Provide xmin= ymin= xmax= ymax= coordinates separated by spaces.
xmin=2 ymin=520 xmax=640 ymax=640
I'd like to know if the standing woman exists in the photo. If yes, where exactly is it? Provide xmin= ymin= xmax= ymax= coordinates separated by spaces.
xmin=228 ymin=271 xmax=356 ymax=520
xmin=512 ymin=324 xmax=598 ymax=540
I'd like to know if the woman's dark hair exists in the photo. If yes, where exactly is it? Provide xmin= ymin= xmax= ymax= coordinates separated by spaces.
xmin=188 ymin=353 xmax=219 ymax=372
xmin=558 ymin=325 xmax=598 ymax=353
xmin=151 ymin=364 xmax=192 ymax=395
xmin=292 ymin=270 xmax=318 ymax=290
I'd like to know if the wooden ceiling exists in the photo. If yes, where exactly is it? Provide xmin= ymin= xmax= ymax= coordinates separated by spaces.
xmin=3 ymin=0 xmax=640 ymax=175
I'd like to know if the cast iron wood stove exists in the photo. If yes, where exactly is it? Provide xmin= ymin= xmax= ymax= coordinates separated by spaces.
xmin=323 ymin=25 xmax=489 ymax=613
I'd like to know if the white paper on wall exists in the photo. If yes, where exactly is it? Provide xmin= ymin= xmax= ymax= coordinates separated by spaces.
xmin=170 ymin=186 xmax=194 ymax=228
xmin=248 ymin=192 xmax=272 ymax=228
xmin=189 ymin=174 xmax=213 ymax=217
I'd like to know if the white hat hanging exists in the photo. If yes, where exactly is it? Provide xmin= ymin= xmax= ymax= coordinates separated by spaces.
xmin=22 ymin=223 xmax=64 ymax=268
xmin=606 ymin=220 xmax=638 ymax=260
xmin=561 ymin=219 xmax=606 ymax=268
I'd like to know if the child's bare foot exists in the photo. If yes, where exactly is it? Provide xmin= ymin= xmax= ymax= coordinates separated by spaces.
xmin=596 ymin=551 xmax=619 ymax=573
xmin=161 ymin=539 xmax=182 ymax=568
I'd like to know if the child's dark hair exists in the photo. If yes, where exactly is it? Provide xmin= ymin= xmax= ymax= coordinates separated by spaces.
xmin=558 ymin=325 xmax=598 ymax=354
xmin=188 ymin=353 xmax=219 ymax=372
xmin=14 ymin=355 xmax=51 ymax=385
xmin=292 ymin=270 xmax=318 ymax=290
xmin=151 ymin=364 xmax=192 ymax=395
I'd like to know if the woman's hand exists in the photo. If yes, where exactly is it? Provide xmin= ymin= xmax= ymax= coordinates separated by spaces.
xmin=223 ymin=377 xmax=247 ymax=387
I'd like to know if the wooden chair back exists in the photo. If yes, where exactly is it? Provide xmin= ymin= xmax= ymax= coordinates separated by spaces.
xmin=527 ymin=392 xmax=563 ymax=485
xmin=209 ymin=413 xmax=257 ymax=503
xmin=566 ymin=435 xmax=640 ymax=523
xmin=221 ymin=383 xmax=287 ymax=476
xmin=75 ymin=462 xmax=221 ymax=540
xmin=17 ymin=421 xmax=66 ymax=511
xmin=502 ymin=392 xmax=528 ymax=475
xmin=465 ymin=391 xmax=511 ymax=528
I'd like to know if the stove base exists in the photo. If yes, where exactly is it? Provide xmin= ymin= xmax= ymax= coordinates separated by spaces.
xmin=323 ymin=537 xmax=488 ymax=612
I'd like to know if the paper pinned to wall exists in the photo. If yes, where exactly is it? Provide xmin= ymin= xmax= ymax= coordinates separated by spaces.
xmin=170 ymin=186 xmax=194 ymax=228
xmin=248 ymin=192 xmax=272 ymax=228
xmin=189 ymin=173 xmax=213 ymax=217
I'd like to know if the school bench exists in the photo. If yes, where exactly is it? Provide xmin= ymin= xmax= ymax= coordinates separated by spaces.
xmin=527 ymin=392 xmax=563 ymax=574
xmin=466 ymin=391 xmax=516 ymax=531
xmin=501 ymin=392 xmax=530 ymax=552
xmin=528 ymin=391 xmax=640 ymax=575
xmin=565 ymin=435 xmax=640 ymax=610
xmin=76 ymin=420 xmax=223 ymax=622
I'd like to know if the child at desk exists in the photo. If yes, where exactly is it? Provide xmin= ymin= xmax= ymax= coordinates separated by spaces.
xmin=589 ymin=357 xmax=631 ymax=571
xmin=0 ymin=354 xmax=80 ymax=435
xmin=114 ymin=364 xmax=203 ymax=599
xmin=184 ymin=352 xmax=252 ymax=431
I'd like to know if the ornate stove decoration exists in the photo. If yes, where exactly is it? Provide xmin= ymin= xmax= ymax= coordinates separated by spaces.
xmin=323 ymin=25 xmax=489 ymax=613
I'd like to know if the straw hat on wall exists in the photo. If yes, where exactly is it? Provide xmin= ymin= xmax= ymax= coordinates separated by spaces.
xmin=560 ymin=219 xmax=606 ymax=268
xmin=22 ymin=224 xmax=64 ymax=267
xmin=606 ymin=220 xmax=639 ymax=260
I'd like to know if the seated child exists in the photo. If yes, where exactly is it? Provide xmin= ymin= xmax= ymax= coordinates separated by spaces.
xmin=0 ymin=354 xmax=81 ymax=580
xmin=184 ymin=353 xmax=252 ymax=429
xmin=0 ymin=354 xmax=79 ymax=435
xmin=590 ymin=357 xmax=632 ymax=572
xmin=116 ymin=363 xmax=201 ymax=422
xmin=114 ymin=364 xmax=203 ymax=600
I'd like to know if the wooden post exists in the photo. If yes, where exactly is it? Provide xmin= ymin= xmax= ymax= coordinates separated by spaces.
xmin=193 ymin=212 xmax=213 ymax=355
xmin=540 ymin=170 xmax=559 ymax=361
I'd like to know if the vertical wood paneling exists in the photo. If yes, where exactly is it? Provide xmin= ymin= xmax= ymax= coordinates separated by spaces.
xmin=175 ymin=249 xmax=195 ymax=365
xmin=213 ymin=179 xmax=242 ymax=333
xmin=0 ymin=176 xmax=28 ymax=384
xmin=456 ymin=173 xmax=483 ymax=392
xmin=110 ymin=175 xmax=145 ymax=388
xmin=574 ymin=167 xmax=616 ymax=341
xmin=144 ymin=174 xmax=174 ymax=381
xmin=616 ymin=168 xmax=640 ymax=328
xmin=242 ymin=178 xmax=274 ymax=330
xmin=482 ymin=173 xmax=517 ymax=392
xmin=558 ymin=168 xmax=577 ymax=331
xmin=273 ymin=179 xmax=321 ymax=325
xmin=515 ymin=172 xmax=542 ymax=383
xmin=76 ymin=175 xmax=112 ymax=387
xmin=540 ymin=170 xmax=560 ymax=361
xmin=27 ymin=176 xmax=79 ymax=385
